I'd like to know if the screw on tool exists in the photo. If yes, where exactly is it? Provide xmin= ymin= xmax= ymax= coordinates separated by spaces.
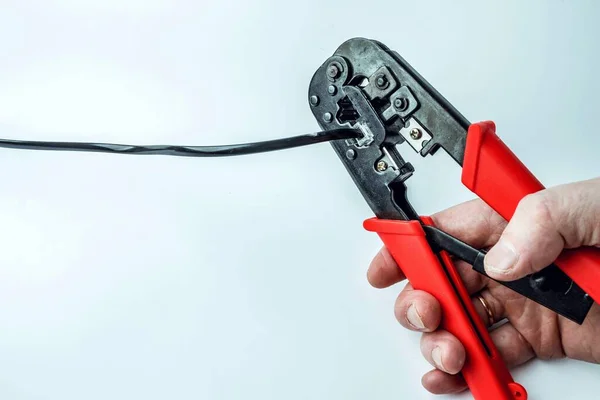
xmin=410 ymin=128 xmax=422 ymax=140
xmin=376 ymin=160 xmax=388 ymax=171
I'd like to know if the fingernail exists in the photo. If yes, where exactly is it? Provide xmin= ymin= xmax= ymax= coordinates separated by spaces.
xmin=431 ymin=347 xmax=446 ymax=372
xmin=484 ymin=239 xmax=519 ymax=275
xmin=406 ymin=304 xmax=425 ymax=330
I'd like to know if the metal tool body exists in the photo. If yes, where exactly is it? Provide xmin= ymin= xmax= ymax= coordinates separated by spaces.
xmin=308 ymin=37 xmax=600 ymax=400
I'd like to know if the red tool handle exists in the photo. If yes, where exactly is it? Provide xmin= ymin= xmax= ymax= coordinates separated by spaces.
xmin=364 ymin=217 xmax=526 ymax=400
xmin=462 ymin=121 xmax=600 ymax=304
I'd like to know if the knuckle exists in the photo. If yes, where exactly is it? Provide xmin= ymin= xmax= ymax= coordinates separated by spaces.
xmin=506 ymin=192 xmax=565 ymax=275
xmin=519 ymin=192 xmax=555 ymax=227
xmin=516 ymin=192 xmax=563 ymax=250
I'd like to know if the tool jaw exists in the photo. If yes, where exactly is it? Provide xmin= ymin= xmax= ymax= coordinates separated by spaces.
xmin=308 ymin=37 xmax=469 ymax=221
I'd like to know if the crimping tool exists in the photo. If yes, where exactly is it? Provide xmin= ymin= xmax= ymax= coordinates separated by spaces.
xmin=307 ymin=37 xmax=600 ymax=400
xmin=1 ymin=35 xmax=598 ymax=400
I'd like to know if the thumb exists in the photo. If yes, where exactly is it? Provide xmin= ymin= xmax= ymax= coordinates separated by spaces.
xmin=483 ymin=178 xmax=600 ymax=281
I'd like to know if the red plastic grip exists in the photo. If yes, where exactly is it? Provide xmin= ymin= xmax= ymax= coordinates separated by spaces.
xmin=364 ymin=217 xmax=526 ymax=400
xmin=462 ymin=121 xmax=600 ymax=304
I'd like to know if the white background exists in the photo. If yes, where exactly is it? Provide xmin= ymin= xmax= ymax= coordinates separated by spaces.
xmin=0 ymin=1 xmax=598 ymax=399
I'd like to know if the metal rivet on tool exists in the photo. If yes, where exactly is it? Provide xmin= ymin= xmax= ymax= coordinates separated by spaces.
xmin=410 ymin=128 xmax=422 ymax=140
xmin=584 ymin=293 xmax=591 ymax=301
xmin=394 ymin=97 xmax=408 ymax=111
xmin=375 ymin=74 xmax=388 ymax=89
xmin=346 ymin=149 xmax=356 ymax=160
xmin=310 ymin=95 xmax=319 ymax=106
xmin=323 ymin=112 xmax=333 ymax=123
xmin=376 ymin=160 xmax=388 ymax=172
xmin=327 ymin=85 xmax=337 ymax=95
xmin=326 ymin=64 xmax=340 ymax=79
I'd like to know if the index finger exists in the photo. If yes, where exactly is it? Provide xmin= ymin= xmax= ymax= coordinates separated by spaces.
xmin=430 ymin=198 xmax=506 ymax=249
xmin=366 ymin=199 xmax=505 ymax=289
xmin=367 ymin=246 xmax=406 ymax=288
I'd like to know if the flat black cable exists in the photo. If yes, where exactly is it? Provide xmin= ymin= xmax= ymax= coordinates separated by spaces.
xmin=0 ymin=128 xmax=362 ymax=157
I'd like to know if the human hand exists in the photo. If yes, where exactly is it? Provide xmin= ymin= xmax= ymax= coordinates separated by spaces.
xmin=367 ymin=177 xmax=600 ymax=394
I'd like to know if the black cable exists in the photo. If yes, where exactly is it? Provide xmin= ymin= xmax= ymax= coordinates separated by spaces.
xmin=0 ymin=128 xmax=361 ymax=157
